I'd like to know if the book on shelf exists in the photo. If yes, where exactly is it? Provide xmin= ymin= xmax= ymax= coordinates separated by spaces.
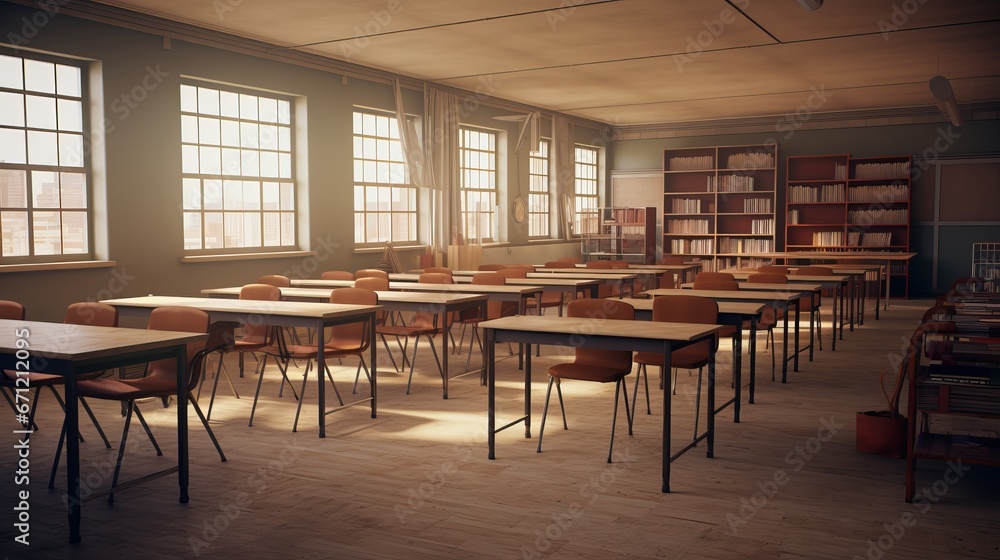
xmin=750 ymin=218 xmax=774 ymax=235
xmin=787 ymin=209 xmax=799 ymax=225
xmin=813 ymin=231 xmax=844 ymax=246
xmin=847 ymin=184 xmax=909 ymax=203
xmin=671 ymin=198 xmax=703 ymax=213
xmin=725 ymin=151 xmax=774 ymax=169
xmin=716 ymin=174 xmax=755 ymax=192
xmin=788 ymin=184 xmax=844 ymax=203
xmin=834 ymin=163 xmax=847 ymax=180
xmin=927 ymin=363 xmax=1000 ymax=386
xmin=667 ymin=155 xmax=713 ymax=171
xmin=666 ymin=219 xmax=710 ymax=234
xmin=847 ymin=209 xmax=908 ymax=225
xmin=743 ymin=198 xmax=772 ymax=213
xmin=853 ymin=161 xmax=910 ymax=180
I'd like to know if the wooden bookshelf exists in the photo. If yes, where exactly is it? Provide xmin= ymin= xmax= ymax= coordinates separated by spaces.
xmin=785 ymin=154 xmax=912 ymax=297
xmin=581 ymin=206 xmax=656 ymax=264
xmin=662 ymin=143 xmax=777 ymax=270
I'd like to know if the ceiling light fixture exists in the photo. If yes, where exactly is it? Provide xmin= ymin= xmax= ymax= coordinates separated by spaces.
xmin=929 ymin=75 xmax=963 ymax=127
xmin=796 ymin=0 xmax=823 ymax=11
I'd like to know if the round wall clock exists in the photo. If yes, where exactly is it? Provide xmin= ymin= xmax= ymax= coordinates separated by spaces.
xmin=513 ymin=196 xmax=527 ymax=223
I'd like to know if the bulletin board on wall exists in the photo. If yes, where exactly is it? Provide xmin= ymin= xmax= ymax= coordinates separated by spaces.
xmin=611 ymin=170 xmax=663 ymax=258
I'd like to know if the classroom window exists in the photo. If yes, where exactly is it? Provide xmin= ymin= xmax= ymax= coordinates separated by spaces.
xmin=574 ymin=144 xmax=600 ymax=235
xmin=0 ymin=53 xmax=90 ymax=261
xmin=528 ymin=140 xmax=550 ymax=238
xmin=352 ymin=110 xmax=417 ymax=245
xmin=460 ymin=126 xmax=497 ymax=243
xmin=181 ymin=83 xmax=295 ymax=251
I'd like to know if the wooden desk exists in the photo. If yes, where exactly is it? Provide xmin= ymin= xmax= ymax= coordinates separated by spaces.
xmin=624 ymin=298 xmax=767 ymax=417
xmin=390 ymin=272 xmax=473 ymax=283
xmin=101 ymin=296 xmax=379 ymax=437
xmin=0 ymin=319 xmax=206 ymax=544
xmin=525 ymin=272 xmax=637 ymax=298
xmin=481 ymin=315 xmax=722 ymax=493
xmin=647 ymin=288 xmax=802 ymax=382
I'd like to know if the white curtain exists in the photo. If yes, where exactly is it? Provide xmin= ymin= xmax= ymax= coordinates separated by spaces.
xmin=423 ymin=86 xmax=461 ymax=252
xmin=552 ymin=114 xmax=575 ymax=240
xmin=392 ymin=78 xmax=425 ymax=188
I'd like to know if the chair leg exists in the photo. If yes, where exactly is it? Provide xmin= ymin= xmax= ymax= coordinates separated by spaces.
xmin=79 ymin=397 xmax=111 ymax=449
xmin=767 ymin=328 xmax=776 ymax=381
xmin=537 ymin=377 xmax=556 ymax=453
xmin=352 ymin=356 xmax=371 ymax=394
xmin=108 ymin=401 xmax=134 ymax=504
xmin=190 ymin=394 xmax=226 ymax=462
xmin=694 ymin=367 xmax=703 ymax=443
xmin=608 ymin=378 xmax=633 ymax=463
xmin=133 ymin=406 xmax=162 ymax=456
xmin=248 ymin=355 xmax=271 ymax=427
xmin=49 ymin=416 xmax=69 ymax=489
xmin=555 ymin=378 xmax=568 ymax=430
xmin=292 ymin=361 xmax=314 ymax=433
xmin=324 ymin=361 xmax=345 ymax=406
xmin=630 ymin=364 xmax=652 ymax=423
xmin=378 ymin=334 xmax=401 ymax=373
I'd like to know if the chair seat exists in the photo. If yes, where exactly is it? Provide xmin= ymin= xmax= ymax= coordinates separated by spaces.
xmin=634 ymin=344 xmax=711 ymax=370
xmin=4 ymin=369 xmax=102 ymax=385
xmin=377 ymin=324 xmax=438 ymax=337
xmin=548 ymin=362 xmax=630 ymax=383
xmin=77 ymin=376 xmax=175 ymax=400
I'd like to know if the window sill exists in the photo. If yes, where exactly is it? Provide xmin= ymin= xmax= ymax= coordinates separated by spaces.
xmin=0 ymin=260 xmax=118 ymax=274
xmin=352 ymin=245 xmax=427 ymax=255
xmin=180 ymin=251 xmax=315 ymax=263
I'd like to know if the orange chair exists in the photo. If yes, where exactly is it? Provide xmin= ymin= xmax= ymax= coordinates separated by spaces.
xmin=537 ymin=299 xmax=635 ymax=463
xmin=747 ymin=273 xmax=788 ymax=375
xmin=257 ymin=274 xmax=291 ymax=287
xmin=456 ymin=272 xmax=517 ymax=371
xmin=355 ymin=268 xmax=389 ymax=280
xmin=657 ymin=255 xmax=688 ymax=265
xmin=478 ymin=264 xmax=507 ymax=271
xmin=498 ymin=267 xmax=564 ymax=316
xmin=586 ymin=260 xmax=613 ymax=269
xmin=377 ymin=275 xmax=446 ymax=394
xmin=354 ymin=276 xmax=403 ymax=375
xmin=0 ymin=301 xmax=26 ymax=420
xmin=3 ymin=303 xmax=115 ymax=450
xmin=556 ymin=257 xmax=583 ymax=264
xmin=632 ymin=295 xmax=719 ymax=441
xmin=290 ymin=287 xmax=377 ymax=432
xmin=541 ymin=261 xmax=565 ymax=269
xmin=320 ymin=270 xmax=355 ymax=281
xmin=75 ymin=308 xmax=235 ymax=502
xmin=757 ymin=265 xmax=790 ymax=274
xmin=424 ymin=266 xmax=453 ymax=275
xmin=419 ymin=272 xmax=460 ymax=349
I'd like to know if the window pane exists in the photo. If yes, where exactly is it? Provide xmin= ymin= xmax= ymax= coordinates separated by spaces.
xmin=0 ymin=92 xmax=25 ymax=127
xmin=183 ymin=212 xmax=202 ymax=249
xmin=243 ymin=181 xmax=260 ymax=210
xmin=204 ymin=212 xmax=223 ymax=248
xmin=199 ymin=117 xmax=220 ymax=145
xmin=263 ymin=212 xmax=280 ymax=246
xmin=280 ymin=212 xmax=294 ymax=245
xmin=57 ymin=99 xmax=83 ymax=132
xmin=24 ymin=59 xmax=55 ymax=94
xmin=221 ymin=119 xmax=239 ymax=147
xmin=198 ymin=87 xmax=219 ymax=116
xmin=1 ymin=211 xmax=29 ymax=256
xmin=26 ymin=95 xmax=57 ymax=129
xmin=239 ymin=94 xmax=258 ymax=120
xmin=183 ymin=178 xmax=201 ymax=210
xmin=0 ymin=55 xmax=23 ymax=89
xmin=0 ymin=170 xmax=28 ymax=208
xmin=60 ymin=172 xmax=86 ymax=208
xmin=59 ymin=133 xmax=84 ymax=167
xmin=0 ymin=128 xmax=27 ymax=164
xmin=27 ymin=130 xmax=58 ymax=165
xmin=62 ymin=211 xmax=88 ymax=253
xmin=32 ymin=211 xmax=61 ymax=255
xmin=262 ymin=182 xmax=279 ymax=210
xmin=219 ymin=91 xmax=239 ymax=118
xmin=204 ymin=179 xmax=223 ymax=209
xmin=32 ymin=171 xmax=59 ymax=208
xmin=55 ymin=65 xmax=81 ymax=97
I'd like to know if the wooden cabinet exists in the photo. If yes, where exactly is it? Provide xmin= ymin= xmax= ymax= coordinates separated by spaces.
xmin=581 ymin=207 xmax=656 ymax=264
xmin=662 ymin=143 xmax=777 ymax=270
xmin=785 ymin=154 xmax=912 ymax=297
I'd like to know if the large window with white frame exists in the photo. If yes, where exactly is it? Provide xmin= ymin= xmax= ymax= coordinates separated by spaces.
xmin=180 ymin=83 xmax=295 ymax=252
xmin=459 ymin=126 xmax=498 ymax=242
xmin=574 ymin=144 xmax=600 ymax=235
xmin=352 ymin=110 xmax=417 ymax=245
xmin=528 ymin=140 xmax=550 ymax=238
xmin=0 ymin=52 xmax=90 ymax=262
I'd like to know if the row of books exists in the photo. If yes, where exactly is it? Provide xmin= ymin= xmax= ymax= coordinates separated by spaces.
xmin=744 ymin=197 xmax=772 ymax=213
xmin=751 ymin=218 xmax=774 ymax=235
xmin=788 ymin=184 xmax=845 ymax=203
xmin=717 ymin=237 xmax=774 ymax=253
xmin=834 ymin=163 xmax=847 ymax=180
xmin=847 ymin=184 xmax=910 ymax=203
xmin=787 ymin=209 xmax=800 ymax=225
xmin=670 ymin=198 xmax=702 ymax=213
xmin=847 ymin=209 xmax=908 ymax=225
xmin=667 ymin=155 xmax=713 ymax=171
xmin=716 ymin=174 xmax=756 ymax=192
xmin=853 ymin=161 xmax=910 ymax=180
xmin=857 ymin=231 xmax=893 ymax=247
xmin=669 ymin=238 xmax=714 ymax=254
xmin=666 ymin=219 xmax=711 ymax=234
xmin=813 ymin=231 xmax=844 ymax=246
xmin=725 ymin=151 xmax=774 ymax=169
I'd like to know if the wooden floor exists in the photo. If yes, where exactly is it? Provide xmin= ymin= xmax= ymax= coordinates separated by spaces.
xmin=3 ymin=299 xmax=999 ymax=559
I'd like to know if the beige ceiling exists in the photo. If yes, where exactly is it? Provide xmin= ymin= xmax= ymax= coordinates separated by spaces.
xmin=91 ymin=0 xmax=1000 ymax=126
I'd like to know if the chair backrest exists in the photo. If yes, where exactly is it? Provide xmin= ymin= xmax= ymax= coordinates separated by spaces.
xmin=424 ymin=266 xmax=453 ymax=275
xmin=586 ymin=260 xmax=613 ymax=269
xmin=472 ymin=272 xmax=509 ymax=318
xmin=355 ymin=268 xmax=389 ymax=280
xmin=652 ymin=294 xmax=719 ymax=353
xmin=419 ymin=272 xmax=453 ymax=284
xmin=757 ymin=265 xmax=789 ymax=274
xmin=497 ymin=268 xmax=528 ymax=280
xmin=65 ymin=302 xmax=118 ymax=327
xmin=747 ymin=273 xmax=788 ymax=284
xmin=693 ymin=279 xmax=740 ymax=291
xmin=145 ymin=306 xmax=213 ymax=388
xmin=657 ymin=255 xmax=688 ymax=265
xmin=239 ymin=283 xmax=282 ymax=342
xmin=328 ymin=288 xmax=377 ymax=350
xmin=566 ymin=298 xmax=634 ymax=369
xmin=793 ymin=266 xmax=833 ymax=276
xmin=541 ymin=261 xmax=565 ymax=269
xmin=321 ymin=270 xmax=355 ymax=281
xmin=0 ymin=300 xmax=25 ymax=320
xmin=608 ymin=260 xmax=630 ymax=269
xmin=257 ymin=274 xmax=291 ymax=287
xmin=556 ymin=257 xmax=582 ymax=264
xmin=478 ymin=263 xmax=507 ymax=271
xmin=695 ymin=271 xmax=735 ymax=283
xmin=188 ymin=320 xmax=239 ymax=393
xmin=354 ymin=276 xmax=389 ymax=291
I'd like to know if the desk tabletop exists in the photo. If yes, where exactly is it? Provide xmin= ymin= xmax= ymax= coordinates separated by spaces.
xmin=392 ymin=282 xmax=542 ymax=296
xmin=533 ymin=267 xmax=653 ymax=276
xmin=0 ymin=319 xmax=205 ymax=362
xmin=390 ymin=273 xmax=473 ymax=283
xmin=201 ymin=287 xmax=486 ymax=305
xmin=681 ymin=282 xmax=822 ymax=292
xmin=621 ymin=298 xmax=766 ymax=317
xmin=103 ymin=295 xmax=379 ymax=319
xmin=526 ymin=272 xmax=636 ymax=280
xmin=479 ymin=315 xmax=722 ymax=342
xmin=504 ymin=277 xmax=600 ymax=287
xmin=645 ymin=288 xmax=799 ymax=302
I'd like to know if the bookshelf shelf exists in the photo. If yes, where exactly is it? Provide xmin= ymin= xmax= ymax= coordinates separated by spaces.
xmin=663 ymin=143 xmax=777 ymax=270
xmin=785 ymin=154 xmax=912 ymax=297
xmin=581 ymin=207 xmax=656 ymax=264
